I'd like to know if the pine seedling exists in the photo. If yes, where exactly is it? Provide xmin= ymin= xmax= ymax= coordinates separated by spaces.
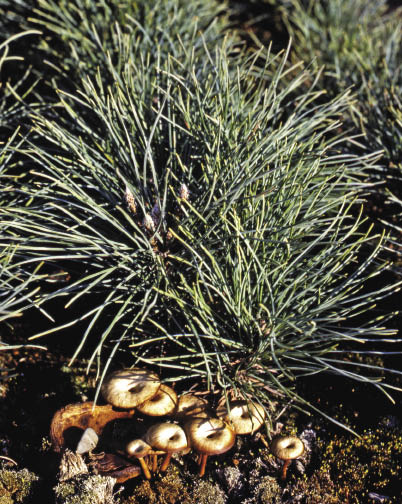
xmin=1 ymin=0 xmax=400 ymax=430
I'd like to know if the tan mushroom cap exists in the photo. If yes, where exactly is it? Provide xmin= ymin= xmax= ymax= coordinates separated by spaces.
xmin=145 ymin=422 xmax=188 ymax=453
xmin=216 ymin=400 xmax=266 ymax=435
xmin=126 ymin=438 xmax=153 ymax=480
xmin=174 ymin=394 xmax=210 ymax=419
xmin=185 ymin=417 xmax=236 ymax=455
xmin=136 ymin=384 xmax=178 ymax=416
xmin=101 ymin=368 xmax=160 ymax=409
xmin=126 ymin=438 xmax=152 ymax=459
xmin=271 ymin=436 xmax=305 ymax=460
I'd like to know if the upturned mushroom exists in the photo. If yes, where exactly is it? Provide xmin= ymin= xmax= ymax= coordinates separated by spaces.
xmin=216 ymin=400 xmax=266 ymax=435
xmin=101 ymin=368 xmax=160 ymax=409
xmin=174 ymin=393 xmax=210 ymax=420
xmin=126 ymin=438 xmax=153 ymax=479
xmin=50 ymin=401 xmax=134 ymax=452
xmin=145 ymin=422 xmax=188 ymax=472
xmin=185 ymin=417 xmax=236 ymax=477
xmin=136 ymin=384 xmax=178 ymax=417
xmin=271 ymin=435 xmax=305 ymax=480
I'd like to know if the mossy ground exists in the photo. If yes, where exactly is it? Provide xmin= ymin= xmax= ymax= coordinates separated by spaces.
xmin=1 ymin=343 xmax=402 ymax=503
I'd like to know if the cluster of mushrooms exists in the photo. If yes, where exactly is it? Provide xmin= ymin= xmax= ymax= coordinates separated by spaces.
xmin=50 ymin=367 xmax=305 ymax=482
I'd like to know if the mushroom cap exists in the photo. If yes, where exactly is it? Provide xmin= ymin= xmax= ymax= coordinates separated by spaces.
xmin=101 ymin=368 xmax=160 ymax=409
xmin=185 ymin=417 xmax=236 ymax=456
xmin=174 ymin=394 xmax=210 ymax=419
xmin=136 ymin=384 xmax=178 ymax=416
xmin=145 ymin=422 xmax=188 ymax=453
xmin=216 ymin=400 xmax=265 ymax=435
xmin=126 ymin=438 xmax=152 ymax=459
xmin=271 ymin=436 xmax=304 ymax=460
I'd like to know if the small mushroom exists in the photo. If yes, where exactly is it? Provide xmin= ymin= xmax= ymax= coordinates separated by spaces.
xmin=271 ymin=436 xmax=305 ymax=480
xmin=101 ymin=368 xmax=160 ymax=409
xmin=136 ymin=384 xmax=178 ymax=417
xmin=145 ymin=422 xmax=188 ymax=472
xmin=185 ymin=417 xmax=235 ymax=477
xmin=174 ymin=394 xmax=210 ymax=420
xmin=126 ymin=438 xmax=153 ymax=480
xmin=216 ymin=400 xmax=265 ymax=435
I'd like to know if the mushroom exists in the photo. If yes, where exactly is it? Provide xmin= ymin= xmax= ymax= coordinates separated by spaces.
xmin=50 ymin=401 xmax=134 ymax=452
xmin=216 ymin=400 xmax=266 ymax=435
xmin=136 ymin=384 xmax=178 ymax=417
xmin=174 ymin=393 xmax=210 ymax=420
xmin=185 ymin=417 xmax=235 ymax=477
xmin=145 ymin=422 xmax=188 ymax=472
xmin=126 ymin=438 xmax=153 ymax=480
xmin=271 ymin=436 xmax=305 ymax=480
xmin=101 ymin=368 xmax=160 ymax=409
xmin=88 ymin=452 xmax=142 ymax=483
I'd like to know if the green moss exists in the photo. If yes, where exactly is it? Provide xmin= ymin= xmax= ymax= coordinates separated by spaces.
xmin=287 ymin=471 xmax=339 ymax=504
xmin=318 ymin=426 xmax=402 ymax=503
xmin=120 ymin=468 xmax=191 ymax=504
xmin=0 ymin=468 xmax=39 ymax=504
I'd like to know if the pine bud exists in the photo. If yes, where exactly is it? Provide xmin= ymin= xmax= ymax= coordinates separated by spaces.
xmin=125 ymin=186 xmax=136 ymax=214
xmin=179 ymin=183 xmax=190 ymax=201
xmin=143 ymin=213 xmax=155 ymax=232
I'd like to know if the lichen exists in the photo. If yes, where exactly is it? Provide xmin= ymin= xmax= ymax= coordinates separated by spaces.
xmin=253 ymin=476 xmax=282 ymax=504
xmin=54 ymin=474 xmax=115 ymax=504
xmin=0 ymin=467 xmax=39 ymax=504
xmin=191 ymin=480 xmax=226 ymax=504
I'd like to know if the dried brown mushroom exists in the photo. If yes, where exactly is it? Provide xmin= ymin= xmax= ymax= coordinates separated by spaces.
xmin=88 ymin=452 xmax=141 ymax=483
xmin=101 ymin=368 xmax=160 ymax=409
xmin=50 ymin=401 xmax=134 ymax=452
xmin=126 ymin=438 xmax=153 ymax=480
xmin=136 ymin=384 xmax=178 ymax=417
xmin=216 ymin=400 xmax=265 ymax=435
xmin=271 ymin=436 xmax=305 ymax=480
xmin=145 ymin=422 xmax=188 ymax=472
xmin=185 ymin=417 xmax=235 ymax=477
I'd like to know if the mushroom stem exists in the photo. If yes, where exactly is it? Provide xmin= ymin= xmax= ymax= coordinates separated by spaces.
xmin=151 ymin=453 xmax=158 ymax=473
xmin=281 ymin=459 xmax=291 ymax=480
xmin=199 ymin=454 xmax=208 ymax=477
xmin=160 ymin=453 xmax=172 ymax=472
xmin=138 ymin=457 xmax=152 ymax=480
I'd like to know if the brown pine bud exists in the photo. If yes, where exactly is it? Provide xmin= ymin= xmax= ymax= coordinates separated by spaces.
xmin=179 ymin=183 xmax=190 ymax=201
xmin=125 ymin=186 xmax=137 ymax=214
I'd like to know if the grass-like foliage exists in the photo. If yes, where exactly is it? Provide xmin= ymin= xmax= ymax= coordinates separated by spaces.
xmin=0 ymin=0 xmax=401 ymax=429
xmin=281 ymin=0 xmax=402 ymax=261
xmin=1 ymin=33 xmax=46 ymax=364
